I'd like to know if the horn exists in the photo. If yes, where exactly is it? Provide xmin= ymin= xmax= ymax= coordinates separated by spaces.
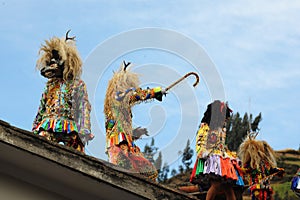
xmin=65 ymin=29 xmax=76 ymax=41
xmin=123 ymin=60 xmax=131 ymax=71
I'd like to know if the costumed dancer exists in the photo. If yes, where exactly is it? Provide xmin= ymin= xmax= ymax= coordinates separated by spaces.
xmin=238 ymin=132 xmax=284 ymax=200
xmin=32 ymin=30 xmax=94 ymax=152
xmin=291 ymin=168 xmax=300 ymax=198
xmin=190 ymin=100 xmax=244 ymax=200
xmin=104 ymin=61 xmax=167 ymax=181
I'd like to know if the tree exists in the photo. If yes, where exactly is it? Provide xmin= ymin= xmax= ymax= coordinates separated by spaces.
xmin=178 ymin=165 xmax=184 ymax=174
xmin=143 ymin=139 xmax=166 ymax=182
xmin=143 ymin=138 xmax=158 ymax=164
xmin=171 ymin=169 xmax=177 ymax=177
xmin=157 ymin=163 xmax=170 ymax=182
xmin=250 ymin=112 xmax=262 ymax=132
xmin=154 ymin=152 xmax=162 ymax=171
xmin=182 ymin=139 xmax=194 ymax=171
xmin=226 ymin=112 xmax=262 ymax=151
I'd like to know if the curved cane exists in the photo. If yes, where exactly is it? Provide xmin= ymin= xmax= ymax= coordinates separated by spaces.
xmin=115 ymin=72 xmax=200 ymax=101
xmin=165 ymin=72 xmax=200 ymax=92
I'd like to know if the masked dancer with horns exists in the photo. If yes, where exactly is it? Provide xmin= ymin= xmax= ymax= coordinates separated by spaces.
xmin=104 ymin=61 xmax=199 ymax=181
xmin=32 ymin=30 xmax=94 ymax=152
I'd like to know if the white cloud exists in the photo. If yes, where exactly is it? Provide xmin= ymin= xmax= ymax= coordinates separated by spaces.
xmin=237 ymin=66 xmax=300 ymax=90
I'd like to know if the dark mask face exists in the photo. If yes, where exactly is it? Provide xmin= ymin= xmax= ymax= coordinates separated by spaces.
xmin=41 ymin=50 xmax=64 ymax=79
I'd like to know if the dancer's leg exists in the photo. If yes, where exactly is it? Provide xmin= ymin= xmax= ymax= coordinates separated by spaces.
xmin=206 ymin=181 xmax=220 ymax=200
xmin=223 ymin=184 xmax=236 ymax=200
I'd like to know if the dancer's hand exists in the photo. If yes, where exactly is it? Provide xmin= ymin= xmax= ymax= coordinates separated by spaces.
xmin=153 ymin=87 xmax=167 ymax=101
xmin=161 ymin=88 xmax=167 ymax=96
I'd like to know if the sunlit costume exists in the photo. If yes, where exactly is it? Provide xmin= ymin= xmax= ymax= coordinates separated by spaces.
xmin=238 ymin=133 xmax=284 ymax=200
xmin=104 ymin=61 xmax=165 ymax=181
xmin=291 ymin=168 xmax=300 ymax=198
xmin=32 ymin=30 xmax=94 ymax=152
xmin=190 ymin=100 xmax=243 ymax=200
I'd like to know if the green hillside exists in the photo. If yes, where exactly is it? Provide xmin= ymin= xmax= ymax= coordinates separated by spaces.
xmin=163 ymin=149 xmax=300 ymax=200
xmin=272 ymin=149 xmax=300 ymax=200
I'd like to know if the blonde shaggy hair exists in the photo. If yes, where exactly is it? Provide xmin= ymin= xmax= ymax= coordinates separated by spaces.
xmin=104 ymin=63 xmax=140 ymax=114
xmin=104 ymin=63 xmax=140 ymax=135
xmin=36 ymin=36 xmax=82 ymax=81
xmin=238 ymin=137 xmax=277 ymax=169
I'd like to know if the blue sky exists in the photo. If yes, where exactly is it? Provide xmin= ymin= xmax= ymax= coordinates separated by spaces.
xmin=1 ymin=1 xmax=299 ymax=167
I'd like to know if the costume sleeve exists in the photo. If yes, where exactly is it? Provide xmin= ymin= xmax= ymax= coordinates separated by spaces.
xmin=195 ymin=123 xmax=209 ymax=157
xmin=270 ymin=167 xmax=285 ymax=177
xmin=32 ymin=87 xmax=47 ymax=133
xmin=76 ymin=80 xmax=94 ymax=145
xmin=128 ymin=86 xmax=164 ymax=104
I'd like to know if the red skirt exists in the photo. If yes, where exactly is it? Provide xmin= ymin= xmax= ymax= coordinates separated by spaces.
xmin=108 ymin=145 xmax=158 ymax=181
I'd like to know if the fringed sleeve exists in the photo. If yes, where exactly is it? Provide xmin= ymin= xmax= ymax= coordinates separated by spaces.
xmin=32 ymin=87 xmax=47 ymax=133
xmin=75 ymin=80 xmax=94 ymax=145
xmin=129 ymin=87 xmax=164 ymax=104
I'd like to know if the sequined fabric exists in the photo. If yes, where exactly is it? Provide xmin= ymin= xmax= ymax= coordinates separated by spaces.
xmin=105 ymin=87 xmax=162 ymax=180
xmin=190 ymin=123 xmax=244 ymax=186
xmin=32 ymin=78 xmax=94 ymax=151
xmin=243 ymin=163 xmax=284 ymax=200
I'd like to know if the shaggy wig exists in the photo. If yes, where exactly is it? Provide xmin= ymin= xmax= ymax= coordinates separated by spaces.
xmin=104 ymin=63 xmax=140 ymax=113
xmin=104 ymin=63 xmax=140 ymax=133
xmin=238 ymin=137 xmax=277 ymax=169
xmin=36 ymin=36 xmax=82 ymax=81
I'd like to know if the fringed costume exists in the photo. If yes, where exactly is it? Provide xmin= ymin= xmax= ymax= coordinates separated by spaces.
xmin=190 ymin=100 xmax=243 ymax=200
xmin=238 ymin=134 xmax=284 ymax=200
xmin=32 ymin=31 xmax=94 ymax=152
xmin=104 ymin=62 xmax=165 ymax=181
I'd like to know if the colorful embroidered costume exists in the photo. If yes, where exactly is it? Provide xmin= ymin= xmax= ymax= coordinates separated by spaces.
xmin=238 ymin=135 xmax=284 ymax=200
xmin=104 ymin=62 xmax=165 ymax=181
xmin=190 ymin=100 xmax=244 ymax=188
xmin=291 ymin=168 xmax=300 ymax=198
xmin=32 ymin=31 xmax=94 ymax=152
